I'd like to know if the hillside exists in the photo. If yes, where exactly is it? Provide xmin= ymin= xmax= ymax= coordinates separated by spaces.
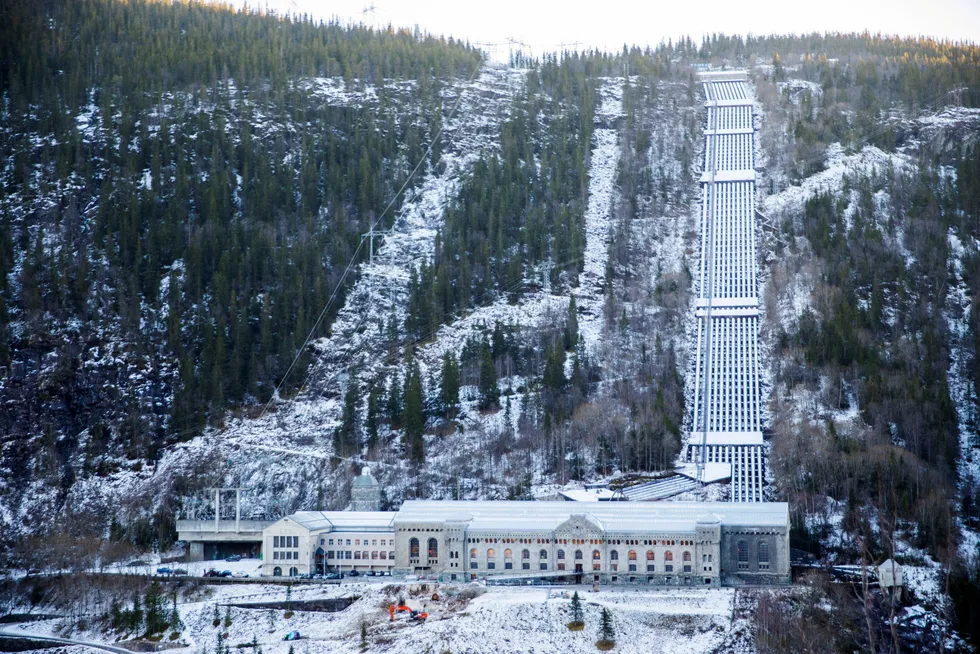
xmin=3 ymin=2 xmax=980 ymax=649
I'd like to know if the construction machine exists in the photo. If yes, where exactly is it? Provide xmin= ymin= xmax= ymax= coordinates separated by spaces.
xmin=389 ymin=603 xmax=428 ymax=623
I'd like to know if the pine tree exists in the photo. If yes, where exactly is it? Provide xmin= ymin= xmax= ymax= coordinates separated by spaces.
xmin=334 ymin=375 xmax=361 ymax=457
xmin=478 ymin=345 xmax=499 ymax=411
xmin=440 ymin=351 xmax=460 ymax=420
xmin=144 ymin=581 xmax=168 ymax=635
xmin=564 ymin=295 xmax=579 ymax=350
xmin=365 ymin=382 xmax=380 ymax=449
xmin=568 ymin=591 xmax=584 ymax=630
xmin=598 ymin=607 xmax=615 ymax=646
xmin=403 ymin=361 xmax=425 ymax=463
xmin=386 ymin=375 xmax=402 ymax=428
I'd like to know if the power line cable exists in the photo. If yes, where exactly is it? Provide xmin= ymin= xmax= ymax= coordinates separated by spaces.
xmin=255 ymin=56 xmax=486 ymax=423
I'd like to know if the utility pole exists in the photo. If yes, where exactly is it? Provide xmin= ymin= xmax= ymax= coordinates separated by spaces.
xmin=361 ymin=225 xmax=387 ymax=266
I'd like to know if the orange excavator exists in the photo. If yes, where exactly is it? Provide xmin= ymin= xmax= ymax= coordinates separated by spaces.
xmin=389 ymin=603 xmax=428 ymax=623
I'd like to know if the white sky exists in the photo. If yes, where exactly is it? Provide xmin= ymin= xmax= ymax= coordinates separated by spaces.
xmin=240 ymin=0 xmax=980 ymax=59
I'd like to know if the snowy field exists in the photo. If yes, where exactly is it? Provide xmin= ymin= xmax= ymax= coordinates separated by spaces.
xmin=2 ymin=582 xmax=738 ymax=654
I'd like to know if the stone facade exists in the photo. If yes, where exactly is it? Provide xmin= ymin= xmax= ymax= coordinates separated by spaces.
xmin=261 ymin=501 xmax=791 ymax=586
xmin=719 ymin=525 xmax=791 ymax=585
xmin=387 ymin=501 xmax=790 ymax=587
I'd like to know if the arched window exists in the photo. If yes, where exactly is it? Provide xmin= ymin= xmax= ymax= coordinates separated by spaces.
xmin=664 ymin=551 xmax=673 ymax=561
xmin=487 ymin=548 xmax=496 ymax=558
xmin=575 ymin=550 xmax=583 ymax=560
xmin=737 ymin=541 xmax=748 ymax=562
xmin=557 ymin=549 xmax=565 ymax=560
xmin=610 ymin=550 xmax=619 ymax=561
xmin=646 ymin=550 xmax=655 ymax=561
xmin=289 ymin=567 xmax=298 ymax=577
xmin=628 ymin=550 xmax=637 ymax=561
xmin=539 ymin=549 xmax=548 ymax=559
xmin=428 ymin=538 xmax=438 ymax=559
xmin=410 ymin=538 xmax=420 ymax=558
xmin=470 ymin=548 xmax=478 ymax=559
xmin=522 ymin=549 xmax=530 ymax=560
xmin=758 ymin=542 xmax=769 ymax=563
xmin=683 ymin=551 xmax=692 ymax=562
xmin=592 ymin=550 xmax=601 ymax=560
xmin=273 ymin=567 xmax=282 ymax=577
xmin=504 ymin=548 xmax=513 ymax=559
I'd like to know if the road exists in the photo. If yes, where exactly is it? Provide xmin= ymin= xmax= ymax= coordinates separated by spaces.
xmin=0 ymin=630 xmax=137 ymax=654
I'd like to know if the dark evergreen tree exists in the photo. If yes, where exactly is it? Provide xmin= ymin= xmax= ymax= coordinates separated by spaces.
xmin=403 ymin=362 xmax=425 ymax=463
xmin=478 ymin=346 xmax=499 ymax=411
xmin=440 ymin=351 xmax=461 ymax=420
xmin=599 ymin=607 xmax=615 ymax=645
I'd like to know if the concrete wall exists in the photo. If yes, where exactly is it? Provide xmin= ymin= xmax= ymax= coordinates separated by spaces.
xmin=262 ymin=519 xmax=313 ymax=577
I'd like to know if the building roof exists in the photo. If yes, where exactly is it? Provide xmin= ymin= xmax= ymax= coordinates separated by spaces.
xmin=393 ymin=500 xmax=788 ymax=533
xmin=558 ymin=488 xmax=626 ymax=502
xmin=284 ymin=511 xmax=395 ymax=533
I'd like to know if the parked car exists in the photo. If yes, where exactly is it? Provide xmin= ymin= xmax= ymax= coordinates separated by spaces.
xmin=348 ymin=570 xmax=359 ymax=577
xmin=172 ymin=569 xmax=188 ymax=576
xmin=203 ymin=568 xmax=221 ymax=578
xmin=233 ymin=571 xmax=249 ymax=578
xmin=325 ymin=573 xmax=341 ymax=580
xmin=282 ymin=631 xmax=301 ymax=641
xmin=156 ymin=566 xmax=172 ymax=575
xmin=220 ymin=570 xmax=233 ymax=577
xmin=224 ymin=555 xmax=242 ymax=562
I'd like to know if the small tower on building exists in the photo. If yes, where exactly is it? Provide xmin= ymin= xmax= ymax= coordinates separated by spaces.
xmin=351 ymin=467 xmax=381 ymax=512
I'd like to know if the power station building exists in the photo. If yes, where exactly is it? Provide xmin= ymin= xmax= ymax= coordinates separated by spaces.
xmin=255 ymin=470 xmax=790 ymax=586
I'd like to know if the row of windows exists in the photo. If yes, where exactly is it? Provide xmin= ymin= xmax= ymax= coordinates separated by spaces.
xmin=320 ymin=538 xmax=390 ymax=547
xmin=470 ymin=562 xmax=550 ymax=571
xmin=323 ymin=550 xmax=395 ymax=560
xmin=273 ymin=536 xmax=299 ymax=548
xmin=409 ymin=538 xmax=439 ymax=559
xmin=464 ymin=559 xmax=693 ymax=574
xmin=466 ymin=548 xmax=692 ymax=563
xmin=272 ymin=550 xmax=298 ymax=560
xmin=465 ymin=537 xmax=692 ymax=545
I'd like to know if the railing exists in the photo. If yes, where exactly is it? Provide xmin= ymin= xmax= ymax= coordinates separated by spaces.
xmin=176 ymin=519 xmax=273 ymax=533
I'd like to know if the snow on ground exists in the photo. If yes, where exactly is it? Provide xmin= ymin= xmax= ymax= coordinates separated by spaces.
xmin=777 ymin=79 xmax=822 ymax=106
xmin=5 ymin=583 xmax=738 ymax=654
xmin=577 ymin=80 xmax=624 ymax=354
xmin=414 ymin=76 xmax=623 ymax=372
xmin=944 ymin=224 xmax=980 ymax=564
xmin=208 ymin=65 xmax=524 ymax=449
xmin=762 ymin=142 xmax=909 ymax=231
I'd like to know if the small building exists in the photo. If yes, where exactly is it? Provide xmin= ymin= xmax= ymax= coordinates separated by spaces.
xmin=877 ymin=559 xmax=904 ymax=601
xmin=260 ymin=511 xmax=396 ymax=577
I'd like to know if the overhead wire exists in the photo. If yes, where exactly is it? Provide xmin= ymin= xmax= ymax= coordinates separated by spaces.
xmin=255 ymin=55 xmax=487 ymax=424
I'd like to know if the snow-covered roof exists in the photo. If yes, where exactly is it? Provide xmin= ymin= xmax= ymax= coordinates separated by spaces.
xmin=558 ymin=488 xmax=625 ymax=502
xmin=676 ymin=462 xmax=733 ymax=483
xmin=393 ymin=501 xmax=788 ymax=533
xmin=284 ymin=511 xmax=396 ymax=533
